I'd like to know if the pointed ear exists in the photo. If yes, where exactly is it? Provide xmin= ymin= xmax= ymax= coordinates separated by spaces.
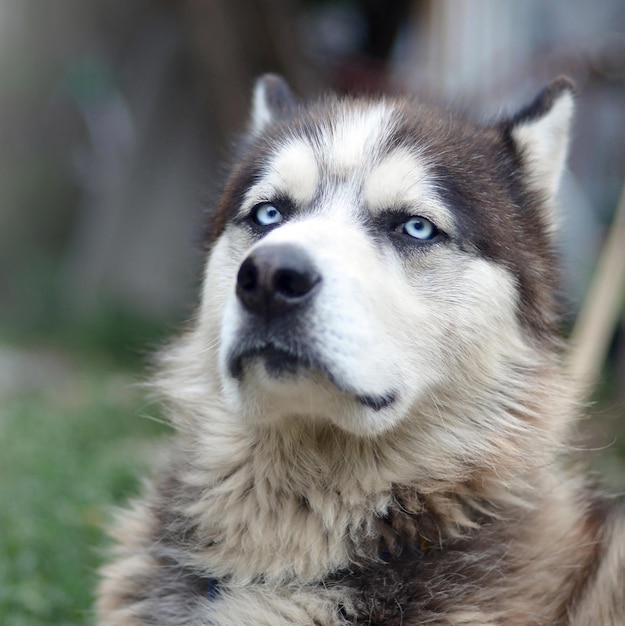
xmin=505 ymin=77 xmax=575 ymax=201
xmin=250 ymin=74 xmax=296 ymax=135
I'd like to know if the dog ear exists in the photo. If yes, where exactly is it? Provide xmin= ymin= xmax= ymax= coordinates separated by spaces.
xmin=250 ymin=74 xmax=296 ymax=135
xmin=505 ymin=77 xmax=575 ymax=203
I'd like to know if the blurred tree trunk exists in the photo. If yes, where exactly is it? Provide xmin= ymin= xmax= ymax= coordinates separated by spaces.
xmin=62 ymin=0 xmax=320 ymax=321
xmin=182 ymin=0 xmax=317 ymax=139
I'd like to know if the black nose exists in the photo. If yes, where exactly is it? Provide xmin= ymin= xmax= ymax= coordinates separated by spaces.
xmin=236 ymin=244 xmax=321 ymax=317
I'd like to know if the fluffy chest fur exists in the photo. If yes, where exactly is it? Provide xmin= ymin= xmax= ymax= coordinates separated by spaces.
xmin=96 ymin=76 xmax=625 ymax=625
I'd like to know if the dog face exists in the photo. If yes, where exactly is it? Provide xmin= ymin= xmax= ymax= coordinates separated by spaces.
xmin=197 ymin=76 xmax=574 ymax=437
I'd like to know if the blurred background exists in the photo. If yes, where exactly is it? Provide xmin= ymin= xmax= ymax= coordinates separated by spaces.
xmin=1 ymin=0 xmax=624 ymax=624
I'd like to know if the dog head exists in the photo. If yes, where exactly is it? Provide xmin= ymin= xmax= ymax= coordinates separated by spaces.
xmin=194 ymin=75 xmax=574 ymax=437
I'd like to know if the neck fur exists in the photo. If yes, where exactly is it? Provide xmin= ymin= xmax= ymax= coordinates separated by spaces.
xmin=153 ymin=335 xmax=571 ymax=583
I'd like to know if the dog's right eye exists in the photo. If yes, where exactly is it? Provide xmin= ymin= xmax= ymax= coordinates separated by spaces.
xmin=252 ymin=202 xmax=284 ymax=227
xmin=399 ymin=216 xmax=438 ymax=241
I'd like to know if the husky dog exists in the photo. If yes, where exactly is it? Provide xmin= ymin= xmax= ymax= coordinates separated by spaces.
xmin=97 ymin=75 xmax=625 ymax=625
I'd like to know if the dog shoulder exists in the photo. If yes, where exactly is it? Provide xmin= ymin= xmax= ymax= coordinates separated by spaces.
xmin=568 ymin=497 xmax=625 ymax=625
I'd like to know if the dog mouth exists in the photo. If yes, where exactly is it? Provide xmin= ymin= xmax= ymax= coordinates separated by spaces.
xmin=227 ymin=341 xmax=396 ymax=412
xmin=228 ymin=342 xmax=320 ymax=380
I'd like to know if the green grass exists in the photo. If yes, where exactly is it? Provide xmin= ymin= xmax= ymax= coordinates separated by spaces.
xmin=0 ymin=354 xmax=170 ymax=626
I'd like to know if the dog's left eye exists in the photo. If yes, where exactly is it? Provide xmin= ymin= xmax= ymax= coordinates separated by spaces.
xmin=398 ymin=217 xmax=438 ymax=241
xmin=253 ymin=203 xmax=284 ymax=227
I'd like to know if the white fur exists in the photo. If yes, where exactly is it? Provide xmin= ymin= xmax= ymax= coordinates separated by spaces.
xmin=240 ymin=140 xmax=320 ymax=213
xmin=250 ymin=79 xmax=276 ymax=135
xmin=511 ymin=90 xmax=574 ymax=201
xmin=364 ymin=148 xmax=456 ymax=232
xmin=324 ymin=103 xmax=393 ymax=173
xmin=218 ymin=212 xmax=531 ymax=439
xmin=213 ymin=115 xmax=536 ymax=437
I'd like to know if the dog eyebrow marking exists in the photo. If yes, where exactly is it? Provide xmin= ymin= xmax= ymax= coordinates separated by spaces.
xmin=242 ymin=140 xmax=319 ymax=214
xmin=364 ymin=149 xmax=455 ymax=232
xmin=365 ymin=149 xmax=430 ymax=208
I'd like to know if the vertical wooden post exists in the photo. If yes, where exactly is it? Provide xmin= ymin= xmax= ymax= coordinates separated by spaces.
xmin=568 ymin=180 xmax=625 ymax=394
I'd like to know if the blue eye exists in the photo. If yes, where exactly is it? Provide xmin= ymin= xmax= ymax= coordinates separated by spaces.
xmin=253 ymin=203 xmax=283 ymax=227
xmin=400 ymin=216 xmax=438 ymax=241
